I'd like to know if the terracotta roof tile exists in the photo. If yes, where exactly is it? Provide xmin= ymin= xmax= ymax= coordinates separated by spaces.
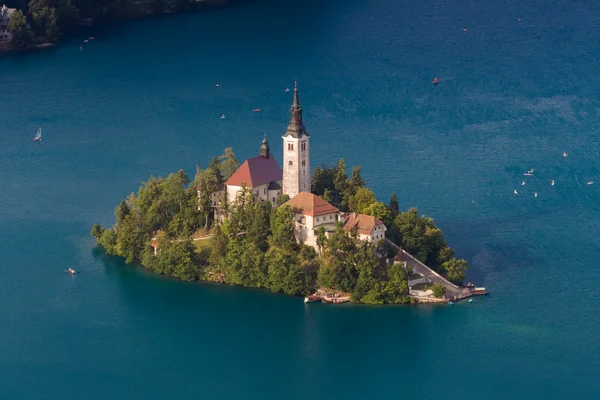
xmin=283 ymin=192 xmax=339 ymax=217
xmin=342 ymin=213 xmax=385 ymax=235
xmin=225 ymin=155 xmax=282 ymax=188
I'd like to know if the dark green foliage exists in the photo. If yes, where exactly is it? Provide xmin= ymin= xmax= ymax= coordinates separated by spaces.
xmin=269 ymin=206 xmax=298 ymax=252
xmin=432 ymin=283 xmax=447 ymax=298
xmin=389 ymin=192 xmax=399 ymax=217
xmin=441 ymin=258 xmax=468 ymax=285
xmin=348 ymin=187 xmax=377 ymax=214
xmin=7 ymin=10 xmax=30 ymax=50
xmin=90 ymin=223 xmax=105 ymax=240
xmin=318 ymin=224 xmax=359 ymax=292
xmin=265 ymin=247 xmax=312 ymax=296
xmin=98 ymin=228 xmax=117 ymax=255
xmin=311 ymin=158 xmax=366 ymax=211
xmin=218 ymin=147 xmax=239 ymax=181
xmin=208 ymin=224 xmax=228 ymax=267
xmin=275 ymin=193 xmax=290 ymax=206
xmin=142 ymin=240 xmax=201 ymax=281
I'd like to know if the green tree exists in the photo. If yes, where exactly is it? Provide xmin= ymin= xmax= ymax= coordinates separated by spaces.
xmin=28 ymin=0 xmax=51 ymax=32
xmin=90 ymin=223 xmax=105 ymax=240
xmin=115 ymin=199 xmax=131 ymax=228
xmin=7 ymin=10 xmax=30 ymax=50
xmin=432 ymin=283 xmax=447 ymax=298
xmin=363 ymin=201 xmax=390 ymax=221
xmin=195 ymin=167 xmax=219 ymax=228
xmin=208 ymin=223 xmax=229 ymax=269
xmin=389 ymin=192 xmax=399 ymax=217
xmin=269 ymin=205 xmax=298 ymax=251
xmin=98 ymin=229 xmax=117 ymax=255
xmin=318 ymin=224 xmax=359 ymax=292
xmin=348 ymin=187 xmax=377 ymax=214
xmin=55 ymin=0 xmax=79 ymax=33
xmin=266 ymin=247 xmax=311 ymax=296
xmin=45 ymin=8 xmax=60 ymax=43
xmin=275 ymin=193 xmax=290 ymax=206
xmin=441 ymin=258 xmax=468 ymax=285
xmin=246 ymin=200 xmax=272 ymax=251
xmin=207 ymin=157 xmax=223 ymax=183
xmin=218 ymin=147 xmax=239 ymax=181
xmin=115 ymin=212 xmax=149 ymax=263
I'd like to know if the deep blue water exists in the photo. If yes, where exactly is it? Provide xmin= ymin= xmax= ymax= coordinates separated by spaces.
xmin=2 ymin=0 xmax=600 ymax=398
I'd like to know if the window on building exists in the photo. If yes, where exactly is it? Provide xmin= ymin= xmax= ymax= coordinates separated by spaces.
xmin=301 ymin=142 xmax=306 ymax=151
xmin=316 ymin=217 xmax=319 ymax=222
xmin=289 ymin=161 xmax=293 ymax=166
xmin=272 ymin=197 xmax=275 ymax=202
xmin=302 ymin=160 xmax=306 ymax=166
xmin=264 ymin=188 xmax=266 ymax=194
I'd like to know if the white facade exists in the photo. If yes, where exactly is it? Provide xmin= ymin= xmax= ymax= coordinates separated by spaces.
xmin=282 ymin=135 xmax=310 ymax=199
xmin=294 ymin=211 xmax=338 ymax=249
xmin=227 ymin=182 xmax=281 ymax=208
xmin=0 ymin=5 xmax=15 ymax=43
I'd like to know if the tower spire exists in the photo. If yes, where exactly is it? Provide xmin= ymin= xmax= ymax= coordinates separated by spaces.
xmin=260 ymin=133 xmax=270 ymax=158
xmin=284 ymin=80 xmax=307 ymax=138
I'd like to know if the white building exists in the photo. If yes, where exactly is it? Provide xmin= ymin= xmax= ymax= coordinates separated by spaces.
xmin=0 ymin=5 xmax=16 ymax=43
xmin=282 ymin=82 xmax=311 ymax=198
xmin=223 ymin=136 xmax=283 ymax=208
xmin=282 ymin=192 xmax=339 ymax=251
xmin=340 ymin=212 xmax=387 ymax=243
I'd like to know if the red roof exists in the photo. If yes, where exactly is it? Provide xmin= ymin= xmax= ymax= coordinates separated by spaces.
xmin=394 ymin=250 xmax=410 ymax=263
xmin=225 ymin=155 xmax=282 ymax=187
xmin=283 ymin=192 xmax=339 ymax=217
xmin=342 ymin=213 xmax=384 ymax=235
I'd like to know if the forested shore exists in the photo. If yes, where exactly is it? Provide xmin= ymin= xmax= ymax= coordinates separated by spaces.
xmin=5 ymin=0 xmax=227 ymax=50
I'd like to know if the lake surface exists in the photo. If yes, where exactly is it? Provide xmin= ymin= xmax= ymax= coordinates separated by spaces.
xmin=1 ymin=0 xmax=599 ymax=398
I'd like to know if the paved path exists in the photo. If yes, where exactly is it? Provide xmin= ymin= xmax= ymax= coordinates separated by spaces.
xmin=386 ymin=239 xmax=470 ymax=299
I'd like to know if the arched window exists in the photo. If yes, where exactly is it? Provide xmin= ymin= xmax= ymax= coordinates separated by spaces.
xmin=288 ymin=161 xmax=293 ymax=166
xmin=302 ymin=160 xmax=306 ymax=166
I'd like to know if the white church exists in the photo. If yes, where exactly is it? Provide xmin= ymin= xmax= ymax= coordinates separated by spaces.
xmin=204 ymin=82 xmax=386 ymax=250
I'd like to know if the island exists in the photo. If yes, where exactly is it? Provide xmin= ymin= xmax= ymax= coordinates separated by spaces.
xmin=92 ymin=84 xmax=473 ymax=304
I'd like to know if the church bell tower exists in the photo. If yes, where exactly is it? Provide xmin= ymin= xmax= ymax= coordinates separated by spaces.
xmin=282 ymin=81 xmax=311 ymax=198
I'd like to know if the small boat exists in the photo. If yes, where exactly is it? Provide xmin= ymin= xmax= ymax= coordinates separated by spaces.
xmin=472 ymin=287 xmax=489 ymax=295
xmin=285 ymin=88 xmax=290 ymax=92
xmin=551 ymin=180 xmax=555 ymax=186
xmin=433 ymin=77 xmax=440 ymax=84
xmin=514 ymin=189 xmax=518 ymax=195
xmin=522 ymin=181 xmax=526 ymax=186
xmin=563 ymin=152 xmax=568 ymax=157
xmin=84 ymin=40 xmax=88 ymax=43
xmin=89 ymin=36 xmax=95 ymax=40
xmin=448 ymin=301 xmax=454 ymax=305
xmin=468 ymin=299 xmax=473 ymax=303
xmin=534 ymin=192 xmax=538 ymax=197
xmin=587 ymin=181 xmax=594 ymax=185
xmin=215 ymin=84 xmax=220 ymax=88
xmin=33 ymin=127 xmax=42 ymax=141
xmin=253 ymin=108 xmax=262 ymax=113
xmin=79 ymin=46 xmax=83 ymax=51
xmin=67 ymin=268 xmax=76 ymax=275
xmin=304 ymin=294 xmax=320 ymax=303
xmin=463 ymin=282 xmax=475 ymax=288
xmin=220 ymin=114 xmax=225 ymax=119
xmin=462 ymin=28 xmax=468 ymax=32
xmin=523 ymin=172 xmax=533 ymax=176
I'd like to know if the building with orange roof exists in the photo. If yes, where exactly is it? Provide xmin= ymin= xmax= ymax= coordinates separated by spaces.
xmin=340 ymin=212 xmax=387 ymax=243
xmin=282 ymin=192 xmax=339 ymax=250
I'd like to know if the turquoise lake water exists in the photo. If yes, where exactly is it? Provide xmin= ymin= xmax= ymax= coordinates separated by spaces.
xmin=1 ymin=0 xmax=600 ymax=398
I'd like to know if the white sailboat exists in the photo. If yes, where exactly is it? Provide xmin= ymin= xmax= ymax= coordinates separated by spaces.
xmin=33 ymin=127 xmax=42 ymax=142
